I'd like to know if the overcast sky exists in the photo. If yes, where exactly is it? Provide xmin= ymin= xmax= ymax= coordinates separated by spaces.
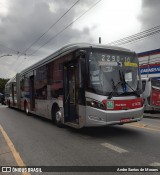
xmin=0 ymin=0 xmax=160 ymax=78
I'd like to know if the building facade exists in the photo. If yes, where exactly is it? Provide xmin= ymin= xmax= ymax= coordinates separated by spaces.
xmin=138 ymin=49 xmax=160 ymax=78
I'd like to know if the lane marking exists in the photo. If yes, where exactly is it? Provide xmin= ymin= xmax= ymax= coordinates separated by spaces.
xmin=127 ymin=123 xmax=160 ymax=132
xmin=0 ymin=125 xmax=31 ymax=175
xmin=101 ymin=142 xmax=128 ymax=153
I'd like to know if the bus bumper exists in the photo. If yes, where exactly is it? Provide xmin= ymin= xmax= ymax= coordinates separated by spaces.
xmin=85 ymin=106 xmax=144 ymax=127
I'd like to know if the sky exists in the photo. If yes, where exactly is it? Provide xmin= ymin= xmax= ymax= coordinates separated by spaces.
xmin=0 ymin=0 xmax=160 ymax=78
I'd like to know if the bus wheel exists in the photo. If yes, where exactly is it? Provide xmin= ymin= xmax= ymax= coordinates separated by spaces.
xmin=25 ymin=102 xmax=30 ymax=116
xmin=52 ymin=106 xmax=63 ymax=127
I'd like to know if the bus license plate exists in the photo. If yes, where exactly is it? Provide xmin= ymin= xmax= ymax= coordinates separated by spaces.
xmin=120 ymin=118 xmax=131 ymax=123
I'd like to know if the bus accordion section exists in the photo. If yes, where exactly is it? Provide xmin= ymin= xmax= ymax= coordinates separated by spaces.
xmin=5 ymin=76 xmax=18 ymax=108
xmin=5 ymin=43 xmax=144 ymax=128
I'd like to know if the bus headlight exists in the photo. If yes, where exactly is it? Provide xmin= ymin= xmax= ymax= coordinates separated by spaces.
xmin=87 ymin=100 xmax=105 ymax=110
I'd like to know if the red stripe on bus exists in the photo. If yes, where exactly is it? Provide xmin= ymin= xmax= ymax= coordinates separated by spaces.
xmin=103 ymin=98 xmax=143 ymax=110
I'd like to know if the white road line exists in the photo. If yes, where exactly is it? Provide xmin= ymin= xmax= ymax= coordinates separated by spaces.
xmin=149 ymin=162 xmax=160 ymax=167
xmin=101 ymin=142 xmax=128 ymax=153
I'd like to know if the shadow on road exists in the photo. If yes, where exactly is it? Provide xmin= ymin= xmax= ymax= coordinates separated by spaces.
xmin=65 ymin=124 xmax=142 ymax=139
xmin=4 ymin=106 xmax=143 ymax=139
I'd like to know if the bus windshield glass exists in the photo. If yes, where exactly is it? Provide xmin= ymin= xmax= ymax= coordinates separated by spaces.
xmin=88 ymin=50 xmax=141 ymax=96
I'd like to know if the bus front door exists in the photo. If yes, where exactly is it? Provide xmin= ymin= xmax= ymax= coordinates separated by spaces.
xmin=64 ymin=62 xmax=79 ymax=124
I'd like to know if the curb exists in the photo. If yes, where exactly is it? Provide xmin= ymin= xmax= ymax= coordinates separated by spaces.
xmin=143 ymin=114 xmax=160 ymax=120
xmin=0 ymin=125 xmax=30 ymax=175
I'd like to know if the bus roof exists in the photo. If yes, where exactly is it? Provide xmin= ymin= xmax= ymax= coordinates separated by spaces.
xmin=19 ymin=43 xmax=134 ymax=75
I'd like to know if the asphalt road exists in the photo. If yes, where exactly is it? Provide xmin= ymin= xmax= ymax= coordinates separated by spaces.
xmin=0 ymin=105 xmax=160 ymax=175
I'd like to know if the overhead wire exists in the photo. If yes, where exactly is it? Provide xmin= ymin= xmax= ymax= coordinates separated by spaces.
xmin=118 ymin=30 xmax=160 ymax=46
xmin=0 ymin=43 xmax=20 ymax=55
xmin=11 ymin=0 xmax=81 ymax=73
xmin=28 ymin=0 xmax=102 ymax=57
xmin=108 ymin=25 xmax=160 ymax=45
xmin=3 ymin=2 xmax=160 ymax=77
xmin=17 ymin=0 xmax=81 ymax=59
xmin=12 ymin=0 xmax=102 ymax=74
xmin=108 ymin=25 xmax=160 ymax=46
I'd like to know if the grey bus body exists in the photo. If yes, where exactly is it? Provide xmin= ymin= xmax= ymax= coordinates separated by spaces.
xmin=5 ymin=43 xmax=143 ymax=128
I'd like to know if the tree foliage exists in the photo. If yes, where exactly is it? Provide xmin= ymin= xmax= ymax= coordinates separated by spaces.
xmin=0 ymin=78 xmax=9 ymax=93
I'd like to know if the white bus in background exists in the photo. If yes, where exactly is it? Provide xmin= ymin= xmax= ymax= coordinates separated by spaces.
xmin=138 ymin=49 xmax=160 ymax=112
xmin=5 ymin=43 xmax=143 ymax=128
xmin=141 ymin=77 xmax=160 ymax=112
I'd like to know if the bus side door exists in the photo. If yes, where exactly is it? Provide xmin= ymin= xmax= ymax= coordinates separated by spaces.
xmin=63 ymin=61 xmax=79 ymax=123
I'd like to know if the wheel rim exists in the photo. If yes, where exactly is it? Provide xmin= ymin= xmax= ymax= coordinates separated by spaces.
xmin=26 ymin=104 xmax=29 ymax=113
xmin=56 ymin=111 xmax=61 ymax=122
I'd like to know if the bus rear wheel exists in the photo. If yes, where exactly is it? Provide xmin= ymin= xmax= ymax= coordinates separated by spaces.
xmin=24 ymin=102 xmax=30 ymax=115
xmin=52 ymin=105 xmax=63 ymax=127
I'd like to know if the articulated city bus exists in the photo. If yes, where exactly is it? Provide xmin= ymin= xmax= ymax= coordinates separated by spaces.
xmin=142 ymin=77 xmax=160 ymax=112
xmin=5 ymin=43 xmax=143 ymax=128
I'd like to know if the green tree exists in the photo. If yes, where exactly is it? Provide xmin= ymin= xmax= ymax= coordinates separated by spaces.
xmin=0 ymin=78 xmax=9 ymax=93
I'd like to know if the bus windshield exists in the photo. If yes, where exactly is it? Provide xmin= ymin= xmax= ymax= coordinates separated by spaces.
xmin=88 ymin=50 xmax=141 ymax=96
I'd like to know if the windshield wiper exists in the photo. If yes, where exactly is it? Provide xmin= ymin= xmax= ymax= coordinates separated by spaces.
xmin=122 ymin=81 xmax=140 ymax=97
xmin=119 ymin=70 xmax=127 ymax=93
xmin=108 ymin=70 xmax=127 ymax=99
xmin=107 ymin=79 xmax=123 ymax=99
xmin=108 ymin=71 xmax=140 ymax=99
xmin=120 ymin=71 xmax=140 ymax=97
